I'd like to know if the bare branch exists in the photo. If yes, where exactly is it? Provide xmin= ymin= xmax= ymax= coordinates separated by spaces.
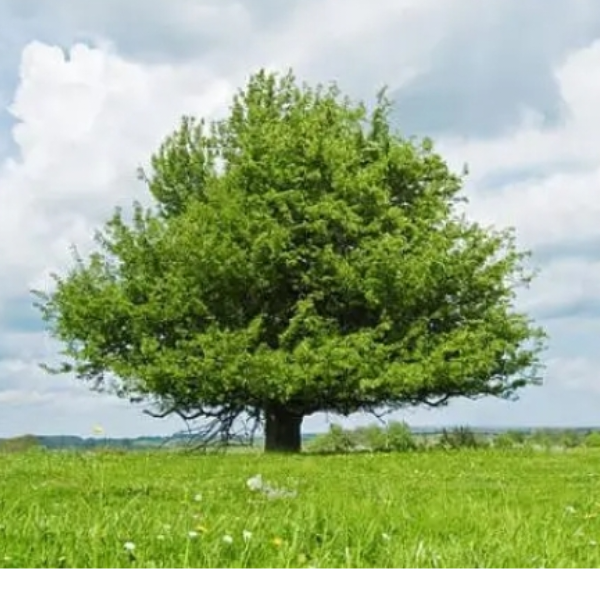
xmin=364 ymin=405 xmax=397 ymax=424
xmin=420 ymin=393 xmax=452 ymax=408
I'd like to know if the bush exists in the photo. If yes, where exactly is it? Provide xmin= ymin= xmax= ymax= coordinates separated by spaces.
xmin=385 ymin=421 xmax=417 ymax=452
xmin=528 ymin=430 xmax=554 ymax=449
xmin=437 ymin=427 xmax=485 ymax=450
xmin=305 ymin=424 xmax=357 ymax=454
xmin=353 ymin=425 xmax=389 ymax=452
xmin=584 ymin=431 xmax=600 ymax=448
xmin=505 ymin=430 xmax=527 ymax=445
xmin=306 ymin=422 xmax=417 ymax=454
xmin=493 ymin=432 xmax=516 ymax=449
xmin=559 ymin=430 xmax=582 ymax=449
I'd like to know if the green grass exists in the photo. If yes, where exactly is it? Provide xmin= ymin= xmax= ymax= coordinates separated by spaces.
xmin=2 ymin=448 xmax=600 ymax=567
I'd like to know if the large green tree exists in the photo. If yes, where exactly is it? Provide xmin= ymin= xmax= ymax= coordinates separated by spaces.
xmin=33 ymin=70 xmax=546 ymax=452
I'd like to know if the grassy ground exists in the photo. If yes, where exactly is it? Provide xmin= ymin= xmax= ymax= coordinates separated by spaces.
xmin=1 ymin=447 xmax=600 ymax=568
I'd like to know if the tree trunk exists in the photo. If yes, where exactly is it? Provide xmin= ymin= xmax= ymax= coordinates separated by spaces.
xmin=264 ymin=406 xmax=303 ymax=453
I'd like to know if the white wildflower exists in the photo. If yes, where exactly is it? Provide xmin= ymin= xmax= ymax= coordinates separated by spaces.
xmin=194 ymin=493 xmax=202 ymax=502
xmin=242 ymin=530 xmax=252 ymax=542
xmin=382 ymin=533 xmax=391 ymax=542
xmin=188 ymin=531 xmax=199 ymax=539
xmin=246 ymin=474 xmax=264 ymax=492
xmin=123 ymin=541 xmax=136 ymax=553
xmin=222 ymin=534 xmax=234 ymax=545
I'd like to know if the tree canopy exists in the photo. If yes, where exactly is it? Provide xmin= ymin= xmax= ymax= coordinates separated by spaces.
xmin=33 ymin=70 xmax=547 ymax=452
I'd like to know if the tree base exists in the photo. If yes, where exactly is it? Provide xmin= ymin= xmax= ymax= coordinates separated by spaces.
xmin=264 ymin=406 xmax=303 ymax=453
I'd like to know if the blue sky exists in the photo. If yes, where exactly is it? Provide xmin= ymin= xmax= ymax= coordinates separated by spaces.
xmin=1 ymin=0 xmax=600 ymax=438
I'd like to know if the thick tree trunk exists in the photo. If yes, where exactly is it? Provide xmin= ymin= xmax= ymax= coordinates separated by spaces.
xmin=264 ymin=406 xmax=304 ymax=453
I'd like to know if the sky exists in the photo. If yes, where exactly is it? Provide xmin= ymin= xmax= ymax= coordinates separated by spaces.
xmin=1 ymin=0 xmax=600 ymax=438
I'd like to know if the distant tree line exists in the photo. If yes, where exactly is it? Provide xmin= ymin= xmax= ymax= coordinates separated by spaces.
xmin=304 ymin=424 xmax=600 ymax=454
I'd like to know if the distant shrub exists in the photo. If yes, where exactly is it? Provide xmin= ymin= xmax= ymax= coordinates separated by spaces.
xmin=584 ymin=431 xmax=600 ymax=448
xmin=505 ymin=430 xmax=527 ymax=445
xmin=559 ymin=430 xmax=582 ymax=449
xmin=307 ymin=422 xmax=417 ymax=454
xmin=385 ymin=421 xmax=417 ymax=452
xmin=528 ymin=430 xmax=554 ymax=449
xmin=0 ymin=435 xmax=41 ymax=453
xmin=437 ymin=427 xmax=485 ymax=450
xmin=353 ymin=425 xmax=389 ymax=452
xmin=305 ymin=424 xmax=357 ymax=454
xmin=493 ymin=432 xmax=516 ymax=449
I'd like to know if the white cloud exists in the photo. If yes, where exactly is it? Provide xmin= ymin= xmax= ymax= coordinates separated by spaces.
xmin=517 ymin=258 xmax=600 ymax=317
xmin=1 ymin=41 xmax=234 ymax=297
xmin=546 ymin=356 xmax=600 ymax=396
xmin=441 ymin=41 xmax=600 ymax=245
xmin=433 ymin=40 xmax=600 ymax=321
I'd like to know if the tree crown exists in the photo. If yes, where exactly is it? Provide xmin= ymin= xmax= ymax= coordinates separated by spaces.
xmin=34 ymin=70 xmax=547 ymax=440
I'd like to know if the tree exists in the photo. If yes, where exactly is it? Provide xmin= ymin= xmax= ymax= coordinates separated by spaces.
xmin=33 ymin=70 xmax=547 ymax=453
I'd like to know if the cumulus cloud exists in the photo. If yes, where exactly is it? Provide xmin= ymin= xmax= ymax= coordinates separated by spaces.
xmin=393 ymin=0 xmax=600 ymax=138
xmin=1 ymin=42 xmax=233 ymax=297
xmin=432 ymin=40 xmax=600 ymax=323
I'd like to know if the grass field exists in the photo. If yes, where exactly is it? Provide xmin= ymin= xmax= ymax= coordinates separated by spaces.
xmin=2 ymin=448 xmax=600 ymax=568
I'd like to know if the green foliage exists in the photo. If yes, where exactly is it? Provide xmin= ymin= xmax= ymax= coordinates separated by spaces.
xmin=559 ymin=430 xmax=582 ymax=449
xmin=33 ymin=69 xmax=547 ymax=449
xmin=493 ymin=429 xmax=532 ymax=449
xmin=353 ymin=424 xmax=389 ymax=452
xmin=529 ymin=430 xmax=554 ymax=449
xmin=493 ymin=432 xmax=517 ymax=449
xmin=305 ymin=424 xmax=357 ymax=454
xmin=505 ymin=429 xmax=527 ymax=445
xmin=307 ymin=421 xmax=416 ymax=454
xmin=385 ymin=421 xmax=417 ymax=452
xmin=584 ymin=431 xmax=600 ymax=448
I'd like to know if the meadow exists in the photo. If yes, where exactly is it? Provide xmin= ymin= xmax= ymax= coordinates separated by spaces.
xmin=2 ymin=447 xmax=600 ymax=568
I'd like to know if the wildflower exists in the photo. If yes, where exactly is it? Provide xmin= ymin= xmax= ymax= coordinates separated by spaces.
xmin=242 ymin=530 xmax=252 ymax=542
xmin=92 ymin=425 xmax=104 ymax=436
xmin=246 ymin=474 xmax=264 ymax=492
xmin=272 ymin=537 xmax=283 ymax=548
xmin=565 ymin=505 xmax=577 ymax=515
xmin=194 ymin=493 xmax=202 ymax=502
xmin=123 ymin=541 xmax=136 ymax=553
xmin=188 ymin=531 xmax=199 ymax=539
xmin=222 ymin=534 xmax=234 ymax=545
xmin=381 ymin=533 xmax=391 ymax=542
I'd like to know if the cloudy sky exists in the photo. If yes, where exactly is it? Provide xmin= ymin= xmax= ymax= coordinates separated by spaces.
xmin=1 ymin=0 xmax=599 ymax=438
